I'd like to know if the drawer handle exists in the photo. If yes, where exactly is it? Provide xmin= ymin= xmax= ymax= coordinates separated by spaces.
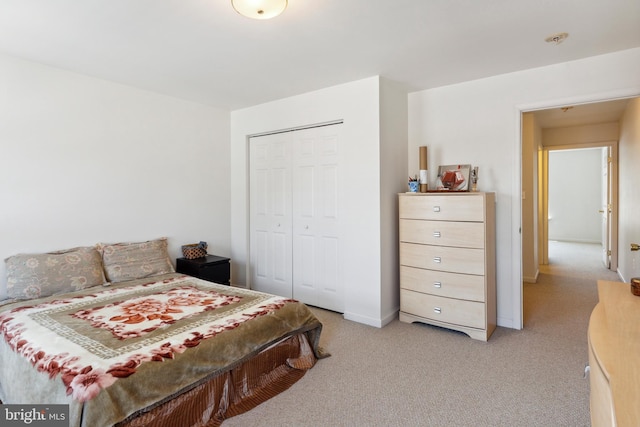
xmin=433 ymin=231 xmax=441 ymax=238
xmin=434 ymin=307 xmax=441 ymax=314
xmin=433 ymin=256 xmax=441 ymax=263
xmin=433 ymin=282 xmax=442 ymax=288
xmin=433 ymin=206 xmax=441 ymax=212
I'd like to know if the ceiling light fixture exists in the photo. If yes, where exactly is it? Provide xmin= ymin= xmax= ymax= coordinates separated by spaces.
xmin=545 ymin=32 xmax=569 ymax=45
xmin=231 ymin=0 xmax=288 ymax=20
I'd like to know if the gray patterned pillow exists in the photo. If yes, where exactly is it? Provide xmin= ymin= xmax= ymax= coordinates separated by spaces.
xmin=5 ymin=247 xmax=107 ymax=300
xmin=99 ymin=238 xmax=175 ymax=283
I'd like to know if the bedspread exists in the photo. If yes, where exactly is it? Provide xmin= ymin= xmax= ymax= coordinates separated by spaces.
xmin=0 ymin=274 xmax=323 ymax=427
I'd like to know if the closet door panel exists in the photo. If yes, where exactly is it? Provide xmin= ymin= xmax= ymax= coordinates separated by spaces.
xmin=298 ymin=165 xmax=315 ymax=217
xmin=254 ymin=230 xmax=270 ymax=280
xmin=249 ymin=133 xmax=292 ymax=297
xmin=297 ymin=234 xmax=315 ymax=290
xmin=317 ymin=235 xmax=340 ymax=309
xmin=292 ymin=125 xmax=343 ymax=312
xmin=322 ymin=164 xmax=339 ymax=218
xmin=271 ymin=167 xmax=289 ymax=217
xmin=250 ymin=124 xmax=343 ymax=312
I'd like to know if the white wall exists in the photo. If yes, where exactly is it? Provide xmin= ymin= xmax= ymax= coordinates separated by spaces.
xmin=548 ymin=149 xmax=602 ymax=243
xmin=379 ymin=79 xmax=409 ymax=319
xmin=409 ymin=47 xmax=640 ymax=329
xmin=3 ymin=46 xmax=638 ymax=331
xmin=0 ymin=53 xmax=231 ymax=299
xmin=618 ymin=97 xmax=640 ymax=282
xmin=230 ymin=76 xmax=407 ymax=327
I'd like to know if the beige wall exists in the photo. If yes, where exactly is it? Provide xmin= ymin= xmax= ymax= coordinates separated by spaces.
xmin=618 ymin=97 xmax=640 ymax=281
xmin=521 ymin=113 xmax=540 ymax=283
xmin=543 ymin=122 xmax=619 ymax=147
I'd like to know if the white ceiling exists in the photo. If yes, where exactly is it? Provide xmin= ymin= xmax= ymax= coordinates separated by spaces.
xmin=0 ymin=0 xmax=639 ymax=110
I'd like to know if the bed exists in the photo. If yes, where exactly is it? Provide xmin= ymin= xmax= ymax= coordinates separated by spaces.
xmin=0 ymin=239 xmax=326 ymax=426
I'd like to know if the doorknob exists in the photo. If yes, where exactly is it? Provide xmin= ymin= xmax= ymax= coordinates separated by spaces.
xmin=598 ymin=210 xmax=605 ymax=213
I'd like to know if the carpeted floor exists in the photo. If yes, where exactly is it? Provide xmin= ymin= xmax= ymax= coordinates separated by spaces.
xmin=224 ymin=241 xmax=621 ymax=426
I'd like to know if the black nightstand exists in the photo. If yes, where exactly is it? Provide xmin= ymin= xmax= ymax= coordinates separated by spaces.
xmin=176 ymin=255 xmax=230 ymax=285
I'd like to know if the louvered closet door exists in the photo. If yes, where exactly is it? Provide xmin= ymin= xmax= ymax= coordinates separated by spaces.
xmin=291 ymin=125 xmax=343 ymax=312
xmin=249 ymin=132 xmax=293 ymax=297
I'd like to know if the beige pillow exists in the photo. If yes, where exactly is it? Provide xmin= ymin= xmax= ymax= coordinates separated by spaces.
xmin=99 ymin=238 xmax=175 ymax=283
xmin=5 ymin=246 xmax=106 ymax=301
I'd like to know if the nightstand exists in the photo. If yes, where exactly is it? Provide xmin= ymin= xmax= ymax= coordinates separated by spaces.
xmin=176 ymin=255 xmax=230 ymax=285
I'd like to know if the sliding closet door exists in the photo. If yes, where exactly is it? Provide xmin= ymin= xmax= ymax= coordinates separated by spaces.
xmin=291 ymin=125 xmax=343 ymax=312
xmin=249 ymin=132 xmax=293 ymax=297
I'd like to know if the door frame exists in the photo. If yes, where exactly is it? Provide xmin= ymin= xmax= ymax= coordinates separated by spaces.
xmin=515 ymin=89 xmax=636 ymax=330
xmin=538 ymin=142 xmax=619 ymax=270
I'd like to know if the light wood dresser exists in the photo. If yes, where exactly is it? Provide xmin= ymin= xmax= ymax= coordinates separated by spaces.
xmin=398 ymin=192 xmax=496 ymax=341
xmin=588 ymin=280 xmax=640 ymax=426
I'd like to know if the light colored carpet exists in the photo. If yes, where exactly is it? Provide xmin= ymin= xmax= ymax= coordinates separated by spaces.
xmin=224 ymin=241 xmax=621 ymax=426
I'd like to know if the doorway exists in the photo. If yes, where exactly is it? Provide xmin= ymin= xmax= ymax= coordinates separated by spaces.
xmin=521 ymin=99 xmax=627 ymax=327
xmin=542 ymin=146 xmax=617 ymax=269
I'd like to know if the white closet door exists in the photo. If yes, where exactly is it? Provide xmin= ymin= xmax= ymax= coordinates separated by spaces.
xmin=249 ymin=132 xmax=293 ymax=297
xmin=292 ymin=125 xmax=343 ymax=312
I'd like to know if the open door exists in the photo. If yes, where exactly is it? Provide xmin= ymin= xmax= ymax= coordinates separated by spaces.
xmin=600 ymin=147 xmax=612 ymax=268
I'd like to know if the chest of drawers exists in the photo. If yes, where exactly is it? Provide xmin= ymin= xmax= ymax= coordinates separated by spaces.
xmin=398 ymin=192 xmax=496 ymax=341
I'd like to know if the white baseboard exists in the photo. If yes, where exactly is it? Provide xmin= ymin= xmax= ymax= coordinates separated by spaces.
xmin=343 ymin=311 xmax=387 ymax=328
xmin=523 ymin=269 xmax=540 ymax=284
xmin=548 ymin=238 xmax=601 ymax=244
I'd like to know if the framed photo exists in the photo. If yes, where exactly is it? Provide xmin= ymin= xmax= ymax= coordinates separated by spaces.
xmin=435 ymin=164 xmax=471 ymax=191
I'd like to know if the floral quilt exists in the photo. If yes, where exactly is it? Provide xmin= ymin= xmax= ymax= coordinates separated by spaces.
xmin=0 ymin=275 xmax=298 ymax=403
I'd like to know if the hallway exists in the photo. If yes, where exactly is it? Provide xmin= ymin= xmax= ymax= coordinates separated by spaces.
xmin=523 ymin=241 xmax=621 ymax=328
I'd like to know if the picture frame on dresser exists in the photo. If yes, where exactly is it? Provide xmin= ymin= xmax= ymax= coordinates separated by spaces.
xmin=435 ymin=164 xmax=471 ymax=191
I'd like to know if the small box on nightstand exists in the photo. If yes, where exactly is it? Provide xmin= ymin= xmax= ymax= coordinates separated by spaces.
xmin=176 ymin=255 xmax=230 ymax=285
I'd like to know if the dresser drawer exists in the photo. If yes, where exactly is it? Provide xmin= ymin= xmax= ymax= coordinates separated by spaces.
xmin=399 ymin=194 xmax=484 ymax=222
xmin=400 ymin=242 xmax=485 ymax=275
xmin=400 ymin=289 xmax=485 ymax=329
xmin=400 ymin=266 xmax=485 ymax=302
xmin=400 ymin=219 xmax=484 ymax=248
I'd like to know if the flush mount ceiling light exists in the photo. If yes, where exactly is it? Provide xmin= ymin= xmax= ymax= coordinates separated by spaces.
xmin=232 ymin=0 xmax=288 ymax=20
xmin=545 ymin=32 xmax=569 ymax=45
